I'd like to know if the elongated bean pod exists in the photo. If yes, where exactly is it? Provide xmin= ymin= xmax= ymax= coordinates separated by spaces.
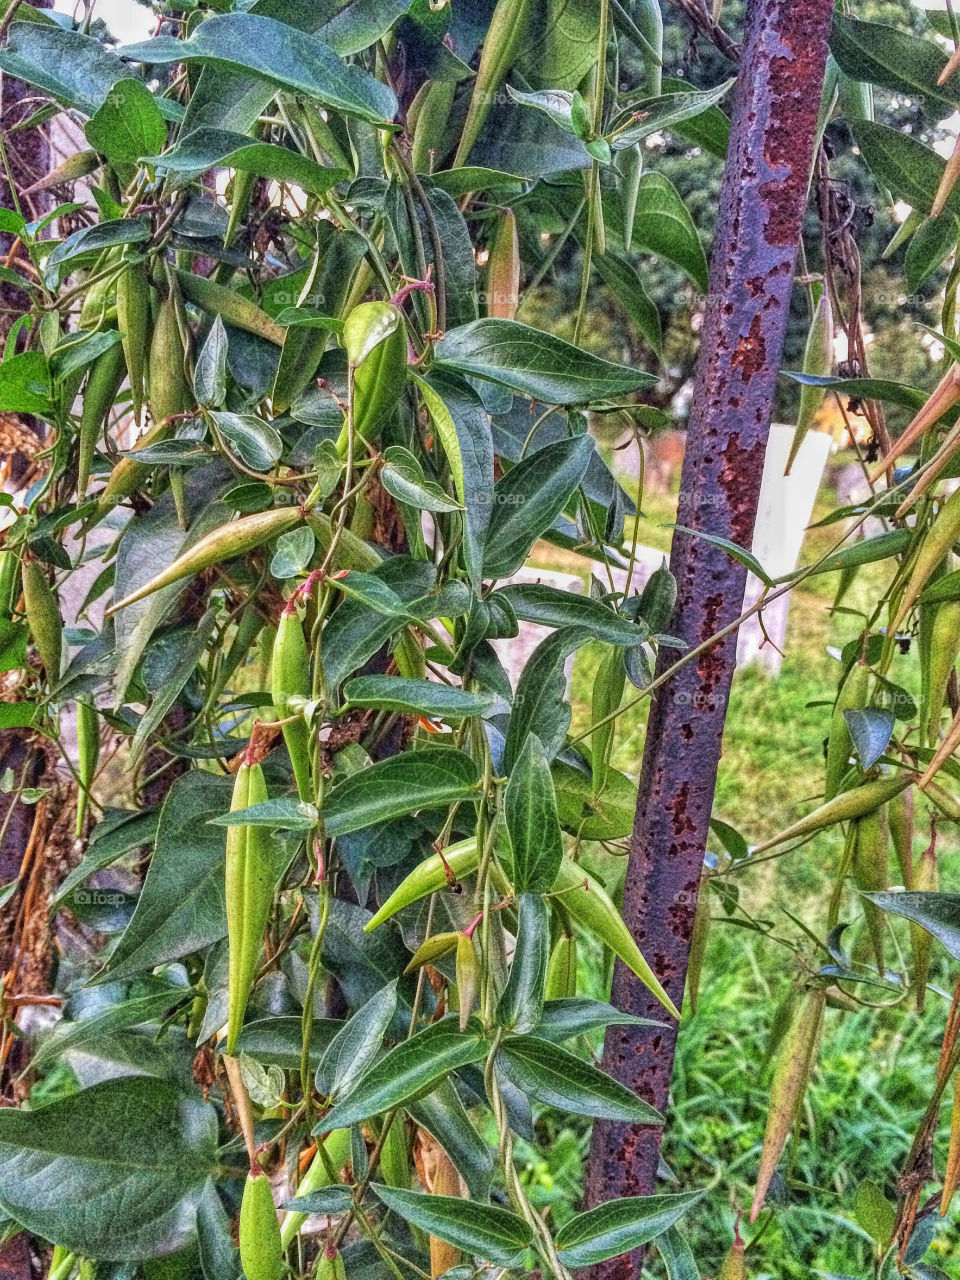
xmin=279 ymin=1129 xmax=352 ymax=1247
xmin=364 ymin=838 xmax=481 ymax=931
xmin=750 ymin=986 xmax=826 ymax=1222
xmin=239 ymin=1169 xmax=283 ymax=1280
xmin=894 ymin=487 xmax=960 ymax=630
xmin=78 ymin=341 xmax=125 ymax=497
xmin=225 ymin=760 xmax=275 ymax=1055
xmin=116 ymin=257 xmax=151 ymax=427
xmin=22 ymin=561 xmax=62 ymax=683
xmin=750 ymin=772 xmax=912 ymax=856
xmin=411 ymin=78 xmax=458 ymax=173
xmin=272 ymin=603 xmax=312 ymax=802
xmin=454 ymin=0 xmax=536 ymax=167
xmin=824 ymin=659 xmax=869 ymax=802
xmin=922 ymin=599 xmax=960 ymax=746
xmin=888 ymin=783 xmax=915 ymax=886
xmin=785 ymin=290 xmax=834 ymax=476
xmin=545 ymin=930 xmax=577 ymax=1000
xmin=75 ymin=697 xmax=99 ymax=839
xmin=486 ymin=210 xmax=520 ymax=321
xmin=851 ymin=806 xmax=889 ymax=974
xmin=148 ymin=292 xmax=192 ymax=429
xmin=941 ymin=1070 xmax=960 ymax=1216
xmin=911 ymin=840 xmax=938 ymax=1012
xmin=339 ymin=301 xmax=407 ymax=454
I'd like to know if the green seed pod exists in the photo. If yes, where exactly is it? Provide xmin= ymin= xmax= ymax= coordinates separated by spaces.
xmin=116 ymin=257 xmax=151 ymax=427
xmin=75 ymin=697 xmax=99 ymax=839
xmin=22 ymin=561 xmax=62 ymax=683
xmin=716 ymin=1232 xmax=747 ymax=1280
xmin=316 ymin=1246 xmax=347 ymax=1280
xmin=173 ymin=268 xmax=284 ymax=346
xmin=454 ymin=932 xmax=479 ymax=1032
xmin=225 ymin=168 xmax=257 ymax=250
xmin=378 ymin=1112 xmax=410 ymax=1190
xmin=108 ymin=506 xmax=304 ymax=613
xmin=239 ymin=1169 xmax=283 ymax=1280
xmin=911 ymin=840 xmax=938 ymax=1012
xmin=411 ymin=77 xmax=458 ymax=173
xmin=941 ymin=1070 xmax=960 ymax=1216
xmin=785 ymin=290 xmax=834 ymax=475
xmin=751 ymin=772 xmax=912 ymax=857
xmin=78 ymin=340 xmax=126 ymax=497
xmin=685 ymin=876 xmax=711 ymax=1016
xmin=497 ymin=892 xmax=549 ymax=1032
xmin=824 ymin=659 xmax=870 ymax=803
xmin=591 ymin=645 xmax=625 ymax=797
xmin=851 ymin=805 xmax=890 ymax=975
xmin=887 ymin=783 xmax=914 ymax=886
xmin=545 ymin=930 xmax=577 ymax=999
xmin=225 ymin=760 xmax=275 ymax=1055
xmin=78 ymin=247 xmax=122 ymax=329
xmin=364 ymin=837 xmax=480 ymax=931
xmin=750 ymin=986 xmax=826 ymax=1222
xmin=638 ymin=557 xmax=677 ymax=633
xmin=403 ymin=931 xmax=460 ymax=975
xmin=454 ymin=0 xmax=536 ymax=167
xmin=923 ymin=777 xmax=960 ymax=823
xmin=279 ymin=1129 xmax=352 ymax=1248
xmin=617 ymin=144 xmax=643 ymax=251
xmin=551 ymin=855 xmax=680 ymax=1019
xmin=633 ymin=0 xmax=664 ymax=97
xmin=922 ymin=599 xmax=960 ymax=746
xmin=340 ymin=301 xmax=407 ymax=454
xmin=486 ymin=209 xmax=520 ymax=321
xmin=764 ymin=985 xmax=802 ymax=1064
xmin=272 ymin=605 xmax=312 ymax=802
xmin=0 ymin=548 xmax=20 ymax=618
xmin=893 ymin=487 xmax=960 ymax=631
xmin=148 ymin=292 xmax=192 ymax=429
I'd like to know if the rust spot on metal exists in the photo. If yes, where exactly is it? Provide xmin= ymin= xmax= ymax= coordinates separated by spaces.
xmin=584 ymin=2 xmax=835 ymax=1273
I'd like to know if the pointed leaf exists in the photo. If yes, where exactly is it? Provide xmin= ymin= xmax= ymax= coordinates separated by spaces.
xmin=317 ymin=980 xmax=398 ymax=1099
xmin=85 ymin=77 xmax=166 ymax=169
xmin=554 ymin=1192 xmax=702 ymax=1267
xmin=496 ymin=584 xmax=648 ymax=645
xmin=505 ymin=735 xmax=564 ymax=893
xmin=194 ymin=316 xmax=228 ymax=408
xmin=322 ymin=749 xmax=480 ymax=837
xmin=631 ymin=173 xmax=708 ymax=293
xmin=498 ymin=1035 xmax=664 ymax=1123
xmin=147 ymin=127 xmax=348 ymax=195
xmin=342 ymin=676 xmax=495 ymax=720
xmin=842 ymin=708 xmax=895 ymax=770
xmin=369 ymin=1184 xmax=531 ymax=1266
xmin=861 ymin=891 xmax=960 ymax=959
xmin=503 ymin=626 xmax=595 ymax=771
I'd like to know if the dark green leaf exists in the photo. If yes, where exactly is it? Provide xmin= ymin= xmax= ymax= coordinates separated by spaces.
xmin=862 ymin=891 xmax=960 ymax=959
xmin=505 ymin=735 xmax=564 ymax=893
xmin=497 ymin=893 xmax=550 ymax=1032
xmin=801 ymin=528 xmax=913 ymax=577
xmin=655 ymin=1225 xmax=700 ymax=1280
xmin=0 ymin=1079 xmax=217 ymax=1260
xmin=434 ymin=319 xmax=656 ymax=404
xmin=209 ymin=411 xmax=282 ymax=471
xmin=831 ymin=15 xmax=958 ymax=115
xmin=90 ymin=772 xmax=234 ymax=983
xmin=209 ymin=797 xmax=318 ymax=831
xmin=0 ymin=350 xmax=51 ymax=415
xmin=284 ymin=1187 xmax=354 ymax=1215
xmin=483 ymin=436 xmax=595 ymax=579
xmin=85 ymin=78 xmax=166 ymax=168
xmin=30 ymin=984 xmax=189 ymax=1072
xmin=322 ymin=749 xmax=480 ymax=837
xmin=342 ymin=676 xmax=495 ymax=720
xmin=380 ymin=445 xmax=464 ymax=514
xmin=673 ymin=526 xmax=774 ymax=586
xmin=51 ymin=328 xmax=124 ymax=383
xmin=842 ymin=708 xmax=895 ymax=771
xmin=495 ymin=584 xmax=648 ymax=646
xmin=503 ymin=626 xmax=595 ymax=771
xmin=781 ymin=371 xmax=926 ymax=412
xmin=149 ymin=127 xmax=348 ymax=195
xmin=554 ymin=1192 xmax=702 ymax=1267
xmin=408 ymin=1079 xmax=496 ymax=1201
xmin=130 ymin=610 xmax=217 ymax=766
xmin=498 ymin=1035 xmax=664 ymax=1123
xmin=631 ymin=173 xmax=708 ymax=293
xmin=905 ymin=216 xmax=959 ymax=294
xmin=121 ymin=14 xmax=397 ymax=125
xmin=235 ymin=1016 xmax=341 ymax=1071
xmin=369 ymin=1184 xmax=531 ymax=1266
xmin=193 ymin=316 xmax=228 ymax=408
xmin=610 ymin=79 xmax=735 ymax=148
xmin=317 ymin=1016 xmax=487 ymax=1130
xmin=43 ymin=218 xmax=150 ymax=288
xmin=593 ymin=253 xmax=663 ymax=356
xmin=537 ymin=998 xmax=665 ymax=1041
xmin=850 ymin=120 xmax=960 ymax=218
xmin=317 ymin=980 xmax=397 ymax=1099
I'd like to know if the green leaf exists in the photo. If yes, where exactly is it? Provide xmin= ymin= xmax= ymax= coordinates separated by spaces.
xmin=0 ymin=1078 xmax=217 ymax=1260
xmin=380 ymin=445 xmax=463 ymax=514
xmin=483 ymin=436 xmax=595 ymax=580
xmin=504 ymin=626 xmax=595 ymax=771
xmin=610 ymin=79 xmax=735 ymax=149
xmin=919 ymin=568 xmax=960 ymax=605
xmin=537 ymin=998 xmax=665 ymax=1041
xmin=408 ymin=1080 xmax=496 ymax=1201
xmin=209 ymin=411 xmax=282 ymax=472
xmin=209 ymin=797 xmax=318 ymax=831
xmin=317 ymin=980 xmax=398 ymax=1099
xmin=593 ymin=252 xmax=663 ymax=356
xmin=497 ymin=893 xmax=550 ymax=1032
xmin=0 ymin=618 xmax=27 ymax=674
xmin=285 ymin=1187 xmax=354 ymax=1216
xmin=631 ymin=173 xmax=708 ymax=293
xmin=853 ymin=1179 xmax=895 ymax=1247
xmin=369 ymin=1184 xmax=531 ymax=1266
xmin=862 ymin=892 xmax=960 ymax=960
xmin=656 ymin=1225 xmax=700 ymax=1280
xmin=0 ymin=350 xmax=51 ymax=415
xmin=781 ymin=372 xmax=926 ymax=413
xmin=673 ymin=526 xmax=774 ymax=586
xmin=322 ymin=749 xmax=480 ymax=837
xmin=831 ymin=15 xmax=959 ymax=115
xmin=842 ymin=708 xmax=895 ymax=771
xmin=317 ymin=1015 xmax=488 ymax=1130
xmin=554 ymin=1192 xmax=702 ymax=1267
xmin=120 ymin=14 xmax=397 ymax=125
xmin=495 ymin=584 xmax=648 ymax=646
xmin=850 ymin=120 xmax=960 ymax=218
xmin=905 ymin=215 xmax=959 ymax=294
xmin=147 ymin=126 xmax=348 ymax=195
xmin=235 ymin=1016 xmax=342 ymax=1071
xmin=505 ymin=735 xmax=564 ymax=893
xmin=85 ymin=78 xmax=166 ymax=169
xmin=30 ymin=984 xmax=189 ymax=1073
xmin=553 ymin=760 xmax=638 ymax=840
xmin=801 ymin=528 xmax=913 ymax=577
xmin=51 ymin=327 xmax=124 ymax=384
xmin=497 ymin=1035 xmax=664 ymax=1123
xmin=193 ymin=316 xmax=228 ymax=408
xmin=270 ymin=526 xmax=315 ymax=579
xmin=507 ymin=85 xmax=578 ymax=135
xmin=0 ymin=701 xmax=37 ymax=729
xmin=43 ymin=217 xmax=150 ymax=288
xmin=0 ymin=22 xmax=183 ymax=121
xmin=129 ymin=610 xmax=218 ymax=767
xmin=434 ymin=319 xmax=656 ymax=404
xmin=342 ymin=676 xmax=495 ymax=720
xmin=53 ymin=809 xmax=160 ymax=907
xmin=90 ymin=772 xmax=234 ymax=984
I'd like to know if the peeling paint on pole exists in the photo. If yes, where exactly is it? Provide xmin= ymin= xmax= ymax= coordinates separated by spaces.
xmin=584 ymin=1 xmax=835 ymax=1271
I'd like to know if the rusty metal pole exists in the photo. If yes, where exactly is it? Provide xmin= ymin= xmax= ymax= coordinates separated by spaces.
xmin=584 ymin=0 xmax=834 ymax=1269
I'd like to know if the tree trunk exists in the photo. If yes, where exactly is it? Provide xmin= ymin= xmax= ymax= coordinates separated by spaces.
xmin=584 ymin=1 xmax=835 ymax=1272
